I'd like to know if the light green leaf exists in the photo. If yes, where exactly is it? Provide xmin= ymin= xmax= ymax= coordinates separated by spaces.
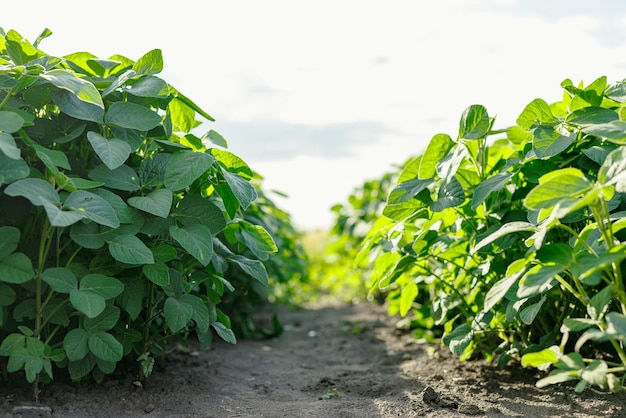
xmin=517 ymin=265 xmax=563 ymax=298
xmin=88 ymin=331 xmax=123 ymax=362
xmin=211 ymin=148 xmax=253 ymax=178
xmin=605 ymin=312 xmax=626 ymax=338
xmin=566 ymin=106 xmax=619 ymax=126
xmin=50 ymin=88 xmax=104 ymax=123
xmin=88 ymin=164 xmax=141 ymax=192
xmin=430 ymin=176 xmax=464 ymax=212
xmin=0 ymin=253 xmax=34 ymax=284
xmin=0 ymin=110 xmax=25 ymax=133
xmin=65 ymin=190 xmax=120 ymax=228
xmin=517 ymin=98 xmax=559 ymax=130
xmin=108 ymin=235 xmax=154 ymax=265
xmin=524 ymin=168 xmax=591 ymax=210
xmin=4 ymin=178 xmax=60 ymax=206
xmin=0 ymin=133 xmax=20 ymax=159
xmin=599 ymin=146 xmax=626 ymax=192
xmin=582 ymin=121 xmax=626 ymax=143
xmin=127 ymin=188 xmax=172 ymax=218
xmin=164 ymin=151 xmax=215 ymax=191
xmin=459 ymin=105 xmax=490 ymax=139
xmin=86 ymin=131 xmax=131 ymax=170
xmin=41 ymin=69 xmax=104 ymax=108
xmin=228 ymin=255 xmax=268 ymax=286
xmin=521 ymin=346 xmax=559 ymax=368
xmin=471 ymin=172 xmax=513 ymax=210
xmin=532 ymin=126 xmax=574 ymax=159
xmin=399 ymin=281 xmax=418 ymax=317
xmin=167 ymin=97 xmax=195 ymax=133
xmin=163 ymin=297 xmax=193 ymax=333
xmin=238 ymin=221 xmax=277 ymax=261
xmin=132 ymin=49 xmax=163 ymax=76
xmin=418 ymin=133 xmax=453 ymax=179
xmin=169 ymin=225 xmax=213 ymax=267
xmin=105 ymin=102 xmax=161 ymax=131
xmin=223 ymin=170 xmax=257 ymax=210
xmin=41 ymin=267 xmax=77 ymax=293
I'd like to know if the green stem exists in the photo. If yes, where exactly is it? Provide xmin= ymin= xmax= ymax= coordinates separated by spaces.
xmin=141 ymin=282 xmax=156 ymax=355
xmin=0 ymin=88 xmax=14 ymax=110
xmin=35 ymin=220 xmax=53 ymax=338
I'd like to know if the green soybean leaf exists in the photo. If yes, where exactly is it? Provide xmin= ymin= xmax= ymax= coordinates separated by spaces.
xmin=164 ymin=151 xmax=215 ymax=191
xmin=532 ymin=126 xmax=574 ymax=159
xmin=0 ymin=153 xmax=29 ymax=185
xmin=418 ymin=133 xmax=453 ymax=179
xmin=211 ymin=322 xmax=236 ymax=344
xmin=222 ymin=170 xmax=257 ymax=210
xmin=172 ymin=89 xmax=215 ymax=122
xmin=0 ymin=227 xmax=20 ymax=260
xmin=50 ymin=88 xmax=104 ymax=123
xmin=238 ymin=221 xmax=277 ymax=261
xmin=151 ymin=243 xmax=177 ymax=263
xmin=0 ymin=111 xmax=24 ymax=133
xmin=88 ymin=331 xmax=123 ymax=362
xmin=442 ymin=323 xmax=473 ymax=356
xmin=69 ymin=289 xmax=106 ymax=318
xmin=138 ymin=153 xmax=169 ymax=188
xmin=605 ymin=312 xmax=626 ymax=338
xmin=566 ymin=106 xmax=619 ymax=125
xmin=387 ymin=178 xmax=432 ymax=205
xmin=0 ymin=284 xmax=16 ymax=307
xmin=88 ymin=164 xmax=141 ymax=192
xmin=517 ymin=265 xmax=563 ymax=299
xmin=118 ymin=278 xmax=144 ymax=321
xmin=128 ymin=188 xmax=172 ymax=218
xmin=167 ymin=97 xmax=196 ymax=133
xmin=228 ymin=255 xmax=268 ymax=286
xmin=41 ymin=199 xmax=84 ymax=227
xmin=582 ymin=121 xmax=626 ymax=143
xmin=520 ymin=296 xmax=546 ymax=325
xmin=180 ymin=294 xmax=210 ymax=333
xmin=588 ymin=286 xmax=613 ymax=321
xmin=86 ymin=131 xmax=131 ymax=170
xmin=174 ymin=194 xmax=226 ymax=233
xmin=163 ymin=297 xmax=193 ymax=333
xmin=68 ymin=354 xmax=96 ymax=381
xmin=521 ymin=346 xmax=559 ymax=368
xmin=108 ymin=235 xmax=154 ymax=265
xmin=4 ymin=178 xmax=60 ymax=206
xmin=127 ymin=75 xmax=169 ymax=97
xmin=142 ymin=261 xmax=170 ymax=286
xmin=211 ymin=148 xmax=253 ymax=178
xmin=517 ymin=98 xmax=559 ymax=130
xmin=430 ymin=176 xmax=464 ymax=212
xmin=471 ymin=172 xmax=513 ymax=210
xmin=0 ymin=253 xmax=34 ymax=284
xmin=169 ymin=225 xmax=213 ymax=267
xmin=483 ymin=263 xmax=527 ymax=312
xmin=63 ymin=328 xmax=89 ymax=362
xmin=459 ymin=104 xmax=490 ymax=139
xmin=133 ymin=49 xmax=163 ymax=76
xmin=399 ymin=281 xmax=418 ymax=317
xmin=33 ymin=143 xmax=71 ymax=171
xmin=84 ymin=306 xmax=120 ymax=331
xmin=65 ymin=190 xmax=120 ymax=228
xmin=41 ymin=69 xmax=103 ymax=107
xmin=90 ymin=188 xmax=135 ymax=224
xmin=70 ymin=221 xmax=105 ymax=249
xmin=204 ymin=130 xmax=227 ymax=147
xmin=105 ymin=102 xmax=161 ymax=131
xmin=0 ymin=133 xmax=20 ymax=159
xmin=524 ymin=168 xmax=591 ymax=210
xmin=598 ymin=146 xmax=626 ymax=192
xmin=41 ymin=267 xmax=78 ymax=293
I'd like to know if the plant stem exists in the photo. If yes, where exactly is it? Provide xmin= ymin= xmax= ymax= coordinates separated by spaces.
xmin=35 ymin=219 xmax=53 ymax=338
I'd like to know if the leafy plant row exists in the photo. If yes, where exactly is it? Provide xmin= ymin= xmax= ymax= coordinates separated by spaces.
xmin=0 ymin=28 xmax=305 ymax=389
xmin=355 ymin=76 xmax=626 ymax=392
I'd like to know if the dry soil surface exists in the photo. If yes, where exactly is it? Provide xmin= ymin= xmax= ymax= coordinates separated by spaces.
xmin=2 ymin=298 xmax=626 ymax=418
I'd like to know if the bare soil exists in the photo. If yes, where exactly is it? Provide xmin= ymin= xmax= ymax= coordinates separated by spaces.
xmin=2 ymin=298 xmax=626 ymax=418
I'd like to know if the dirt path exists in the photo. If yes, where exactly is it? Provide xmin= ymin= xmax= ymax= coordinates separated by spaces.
xmin=2 ymin=299 xmax=626 ymax=417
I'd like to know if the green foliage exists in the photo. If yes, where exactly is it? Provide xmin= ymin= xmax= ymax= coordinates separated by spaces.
xmin=0 ymin=28 xmax=302 ymax=387
xmin=365 ymin=76 xmax=626 ymax=392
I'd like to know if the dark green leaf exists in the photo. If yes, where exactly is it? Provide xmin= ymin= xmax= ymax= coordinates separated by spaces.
xmin=0 ymin=153 xmax=30 ymax=185
xmin=430 ymin=176 xmax=464 ymax=212
xmin=65 ymin=190 xmax=120 ymax=228
xmin=70 ymin=221 xmax=105 ymax=249
xmin=174 ymin=194 xmax=226 ymax=233
xmin=163 ymin=297 xmax=193 ymax=333
xmin=142 ymin=262 xmax=170 ymax=286
xmin=229 ymin=255 xmax=268 ymax=286
xmin=0 ymin=133 xmax=20 ymax=160
xmin=50 ymin=90 xmax=104 ymax=123
xmin=169 ymin=225 xmax=213 ymax=267
xmin=108 ymin=235 xmax=154 ymax=265
xmin=471 ymin=172 xmax=513 ymax=210
xmin=69 ymin=289 xmax=106 ymax=318
xmin=532 ymin=126 xmax=574 ymax=159
xmin=63 ymin=328 xmax=89 ymax=362
xmin=164 ymin=151 xmax=215 ymax=191
xmin=88 ymin=331 xmax=123 ymax=362
xmin=442 ymin=323 xmax=473 ymax=356
xmin=0 ymin=110 xmax=25 ymax=133
xmin=41 ymin=267 xmax=77 ymax=293
xmin=0 ymin=253 xmax=35 ymax=284
xmin=0 ymin=226 xmax=20 ymax=260
xmin=84 ymin=306 xmax=120 ymax=331
xmin=4 ymin=178 xmax=60 ymax=206
xmin=88 ymin=164 xmax=141 ymax=192
xmin=86 ymin=131 xmax=131 ymax=170
xmin=105 ymin=102 xmax=161 ymax=131
xmin=126 ymin=75 xmax=169 ymax=97
xmin=127 ymin=188 xmax=172 ymax=218
xmin=517 ymin=265 xmax=563 ymax=298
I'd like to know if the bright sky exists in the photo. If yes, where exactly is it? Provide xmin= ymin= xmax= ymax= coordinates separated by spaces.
xmin=5 ymin=0 xmax=626 ymax=230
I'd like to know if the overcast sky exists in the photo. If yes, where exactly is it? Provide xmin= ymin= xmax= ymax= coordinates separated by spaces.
xmin=4 ymin=1 xmax=626 ymax=230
